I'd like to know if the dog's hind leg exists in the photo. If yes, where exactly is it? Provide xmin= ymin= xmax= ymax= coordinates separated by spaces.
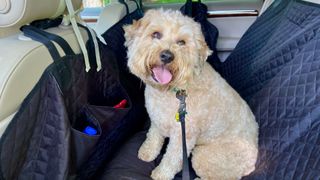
xmin=192 ymin=137 xmax=258 ymax=180
xmin=138 ymin=123 xmax=165 ymax=162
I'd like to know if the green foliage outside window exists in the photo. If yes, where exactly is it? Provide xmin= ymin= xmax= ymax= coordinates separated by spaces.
xmin=103 ymin=0 xmax=110 ymax=6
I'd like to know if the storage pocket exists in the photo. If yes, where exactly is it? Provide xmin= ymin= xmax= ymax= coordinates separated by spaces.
xmin=70 ymin=95 xmax=131 ymax=172
xmin=86 ymin=82 xmax=132 ymax=135
xmin=86 ymin=100 xmax=131 ymax=134
xmin=70 ymin=106 xmax=101 ymax=171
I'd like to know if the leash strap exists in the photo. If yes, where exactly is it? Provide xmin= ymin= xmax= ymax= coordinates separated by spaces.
xmin=176 ymin=90 xmax=191 ymax=180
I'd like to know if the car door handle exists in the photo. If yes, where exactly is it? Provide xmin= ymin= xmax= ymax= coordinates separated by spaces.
xmin=207 ymin=10 xmax=259 ymax=18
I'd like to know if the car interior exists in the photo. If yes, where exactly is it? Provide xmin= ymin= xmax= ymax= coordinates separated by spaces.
xmin=0 ymin=0 xmax=264 ymax=136
xmin=0 ymin=0 xmax=319 ymax=179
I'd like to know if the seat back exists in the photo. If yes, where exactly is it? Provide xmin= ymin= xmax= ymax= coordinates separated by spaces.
xmin=214 ymin=0 xmax=320 ymax=178
xmin=0 ymin=0 xmax=86 ymax=135
xmin=95 ymin=0 xmax=138 ymax=44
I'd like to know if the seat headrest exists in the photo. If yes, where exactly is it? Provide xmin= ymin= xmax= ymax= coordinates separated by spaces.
xmin=0 ymin=0 xmax=82 ymax=28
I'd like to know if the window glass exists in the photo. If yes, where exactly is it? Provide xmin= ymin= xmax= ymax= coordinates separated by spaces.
xmin=83 ymin=0 xmax=109 ymax=7
xmin=142 ymin=0 xmax=258 ymax=5
xmin=143 ymin=0 xmax=185 ymax=4
xmin=83 ymin=0 xmax=258 ymax=6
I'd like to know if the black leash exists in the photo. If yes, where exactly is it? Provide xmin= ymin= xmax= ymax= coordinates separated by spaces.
xmin=175 ymin=89 xmax=190 ymax=180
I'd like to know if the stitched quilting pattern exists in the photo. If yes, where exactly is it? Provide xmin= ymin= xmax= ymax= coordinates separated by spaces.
xmin=220 ymin=0 xmax=320 ymax=179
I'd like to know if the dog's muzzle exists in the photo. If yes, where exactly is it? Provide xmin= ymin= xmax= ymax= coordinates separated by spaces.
xmin=160 ymin=50 xmax=174 ymax=64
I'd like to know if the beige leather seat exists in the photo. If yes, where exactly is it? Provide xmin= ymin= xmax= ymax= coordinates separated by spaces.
xmin=0 ymin=0 xmax=87 ymax=136
xmin=95 ymin=0 xmax=137 ymax=44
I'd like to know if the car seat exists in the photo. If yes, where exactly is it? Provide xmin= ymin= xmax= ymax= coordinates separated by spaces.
xmin=0 ymin=0 xmax=87 ymax=136
xmin=98 ymin=0 xmax=320 ymax=179
xmin=95 ymin=0 xmax=139 ymax=44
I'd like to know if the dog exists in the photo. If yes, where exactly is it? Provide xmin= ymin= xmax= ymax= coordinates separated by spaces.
xmin=124 ymin=9 xmax=258 ymax=180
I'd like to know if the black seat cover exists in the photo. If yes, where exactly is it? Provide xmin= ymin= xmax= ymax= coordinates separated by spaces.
xmin=99 ymin=0 xmax=320 ymax=179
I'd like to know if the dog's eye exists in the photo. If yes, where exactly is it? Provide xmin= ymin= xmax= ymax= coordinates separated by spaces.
xmin=177 ymin=40 xmax=186 ymax=46
xmin=151 ymin=32 xmax=162 ymax=39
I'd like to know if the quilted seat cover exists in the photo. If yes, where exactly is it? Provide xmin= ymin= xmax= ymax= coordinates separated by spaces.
xmin=1 ymin=0 xmax=320 ymax=179
xmin=216 ymin=0 xmax=320 ymax=178
xmin=0 ymin=26 xmax=147 ymax=180
xmin=98 ymin=0 xmax=320 ymax=179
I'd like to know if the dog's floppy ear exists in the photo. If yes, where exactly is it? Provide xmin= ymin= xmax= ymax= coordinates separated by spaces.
xmin=123 ymin=9 xmax=160 ymax=38
xmin=123 ymin=9 xmax=158 ymax=47
xmin=195 ymin=32 xmax=213 ymax=75
xmin=198 ymin=36 xmax=213 ymax=63
xmin=123 ymin=20 xmax=141 ymax=47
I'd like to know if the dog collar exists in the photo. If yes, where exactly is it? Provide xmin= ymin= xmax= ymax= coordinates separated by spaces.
xmin=172 ymin=87 xmax=181 ymax=93
xmin=171 ymin=86 xmax=187 ymax=93
xmin=175 ymin=89 xmax=187 ymax=122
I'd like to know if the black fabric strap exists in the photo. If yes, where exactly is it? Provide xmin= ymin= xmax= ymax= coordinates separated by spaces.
xmin=180 ymin=116 xmax=190 ymax=180
xmin=185 ymin=0 xmax=193 ymax=17
xmin=30 ymin=17 xmax=63 ymax=30
xmin=131 ymin=0 xmax=144 ymax=16
xmin=23 ymin=25 xmax=75 ymax=56
xmin=21 ymin=25 xmax=61 ymax=61
xmin=184 ymin=0 xmax=202 ymax=17
xmin=119 ymin=0 xmax=130 ymax=15
xmin=176 ymin=90 xmax=191 ymax=180
xmin=137 ymin=0 xmax=144 ymax=16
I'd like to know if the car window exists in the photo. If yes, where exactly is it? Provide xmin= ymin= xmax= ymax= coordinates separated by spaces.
xmin=143 ymin=0 xmax=185 ymax=4
xmin=83 ymin=0 xmax=259 ymax=7
xmin=83 ymin=0 xmax=258 ymax=7
xmin=142 ymin=0 xmax=258 ymax=5
xmin=83 ymin=0 xmax=109 ymax=7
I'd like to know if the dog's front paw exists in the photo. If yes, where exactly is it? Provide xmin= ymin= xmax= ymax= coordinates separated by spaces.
xmin=138 ymin=147 xmax=152 ymax=162
xmin=151 ymin=166 xmax=174 ymax=180
xmin=138 ymin=143 xmax=156 ymax=162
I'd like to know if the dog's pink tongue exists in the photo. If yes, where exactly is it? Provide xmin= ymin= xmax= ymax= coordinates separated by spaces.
xmin=152 ymin=66 xmax=172 ymax=85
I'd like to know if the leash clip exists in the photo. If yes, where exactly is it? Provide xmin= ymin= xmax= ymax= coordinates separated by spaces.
xmin=176 ymin=89 xmax=187 ymax=122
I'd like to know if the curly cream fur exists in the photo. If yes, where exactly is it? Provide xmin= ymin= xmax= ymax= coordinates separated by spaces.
xmin=124 ymin=9 xmax=258 ymax=180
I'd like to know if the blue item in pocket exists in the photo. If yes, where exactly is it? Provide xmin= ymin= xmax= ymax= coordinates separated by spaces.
xmin=84 ymin=126 xmax=97 ymax=135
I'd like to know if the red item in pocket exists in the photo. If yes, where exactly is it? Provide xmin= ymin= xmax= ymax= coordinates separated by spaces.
xmin=113 ymin=99 xmax=127 ymax=109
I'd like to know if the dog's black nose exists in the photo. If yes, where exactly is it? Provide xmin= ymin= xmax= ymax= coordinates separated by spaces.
xmin=160 ymin=50 xmax=174 ymax=64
